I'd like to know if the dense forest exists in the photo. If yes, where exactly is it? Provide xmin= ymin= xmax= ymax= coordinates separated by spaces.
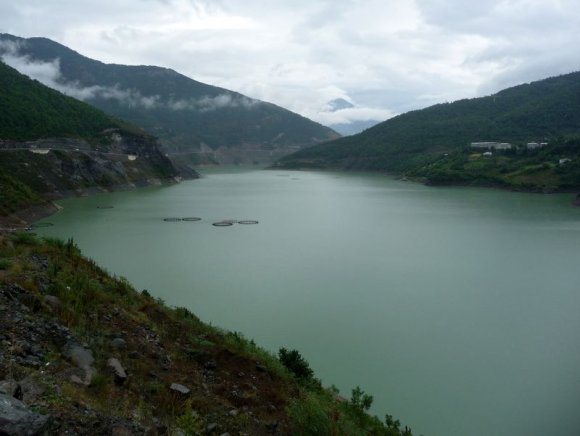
xmin=278 ymin=71 xmax=580 ymax=190
xmin=0 ymin=61 xmax=123 ymax=141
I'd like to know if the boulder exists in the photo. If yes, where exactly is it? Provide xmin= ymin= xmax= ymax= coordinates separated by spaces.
xmin=110 ymin=338 xmax=127 ymax=350
xmin=43 ymin=295 xmax=61 ymax=310
xmin=169 ymin=383 xmax=190 ymax=396
xmin=0 ymin=393 xmax=49 ymax=435
xmin=107 ymin=358 xmax=128 ymax=386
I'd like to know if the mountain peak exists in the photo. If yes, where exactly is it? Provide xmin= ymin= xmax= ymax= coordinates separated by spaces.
xmin=327 ymin=98 xmax=355 ymax=112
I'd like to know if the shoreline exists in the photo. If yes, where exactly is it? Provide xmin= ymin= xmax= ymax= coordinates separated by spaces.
xmin=0 ymin=176 xmax=184 ymax=230
xmin=273 ymin=164 xmax=580 ymax=204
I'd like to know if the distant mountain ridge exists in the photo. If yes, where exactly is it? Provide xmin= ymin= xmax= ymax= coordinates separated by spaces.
xmin=280 ymin=71 xmax=580 ymax=171
xmin=0 ymin=33 xmax=339 ymax=165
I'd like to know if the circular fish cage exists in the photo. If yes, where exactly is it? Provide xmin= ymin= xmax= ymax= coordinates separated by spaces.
xmin=29 ymin=222 xmax=54 ymax=228
xmin=163 ymin=218 xmax=182 ymax=222
xmin=182 ymin=217 xmax=202 ymax=222
xmin=238 ymin=220 xmax=259 ymax=225
xmin=212 ymin=221 xmax=234 ymax=227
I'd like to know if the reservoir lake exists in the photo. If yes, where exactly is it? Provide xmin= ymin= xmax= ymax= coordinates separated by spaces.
xmin=35 ymin=168 xmax=580 ymax=436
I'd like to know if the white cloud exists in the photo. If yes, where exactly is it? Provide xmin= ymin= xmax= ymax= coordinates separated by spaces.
xmin=0 ymin=45 xmax=260 ymax=112
xmin=1 ymin=0 xmax=580 ymax=128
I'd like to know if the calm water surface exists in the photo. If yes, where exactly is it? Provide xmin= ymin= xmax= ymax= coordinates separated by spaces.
xmin=36 ymin=168 xmax=580 ymax=436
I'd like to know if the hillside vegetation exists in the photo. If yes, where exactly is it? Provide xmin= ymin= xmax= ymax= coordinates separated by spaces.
xmin=0 ymin=61 xmax=126 ymax=141
xmin=0 ymin=61 xmax=179 ymax=222
xmin=0 ymin=34 xmax=338 ymax=164
xmin=0 ymin=232 xmax=413 ymax=435
xmin=278 ymin=71 xmax=580 ymax=190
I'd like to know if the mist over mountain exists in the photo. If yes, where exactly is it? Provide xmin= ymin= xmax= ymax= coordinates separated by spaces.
xmin=0 ymin=33 xmax=338 ymax=165
xmin=319 ymin=98 xmax=382 ymax=136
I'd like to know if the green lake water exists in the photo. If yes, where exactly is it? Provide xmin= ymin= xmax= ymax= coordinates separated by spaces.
xmin=35 ymin=168 xmax=580 ymax=436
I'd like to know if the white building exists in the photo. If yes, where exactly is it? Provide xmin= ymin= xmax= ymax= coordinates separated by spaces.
xmin=527 ymin=142 xmax=548 ymax=150
xmin=471 ymin=142 xmax=512 ymax=150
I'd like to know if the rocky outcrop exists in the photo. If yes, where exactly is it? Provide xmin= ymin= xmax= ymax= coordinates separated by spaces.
xmin=0 ymin=131 xmax=198 ymax=225
xmin=0 ymin=393 xmax=49 ymax=435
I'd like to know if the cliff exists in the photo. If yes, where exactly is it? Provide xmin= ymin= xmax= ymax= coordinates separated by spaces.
xmin=0 ymin=61 xmax=194 ymax=227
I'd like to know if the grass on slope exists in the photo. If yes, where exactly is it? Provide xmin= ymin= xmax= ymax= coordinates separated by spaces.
xmin=0 ymin=232 xmax=413 ymax=435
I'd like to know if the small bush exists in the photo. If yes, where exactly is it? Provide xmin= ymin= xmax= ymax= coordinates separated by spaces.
xmin=287 ymin=392 xmax=332 ymax=435
xmin=351 ymin=386 xmax=373 ymax=413
xmin=12 ymin=232 xmax=38 ymax=245
xmin=175 ymin=399 xmax=204 ymax=435
xmin=0 ymin=258 xmax=11 ymax=270
xmin=278 ymin=348 xmax=314 ymax=380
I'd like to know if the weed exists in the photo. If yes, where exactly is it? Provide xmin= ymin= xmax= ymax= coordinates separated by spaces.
xmin=11 ymin=232 xmax=38 ymax=245
xmin=175 ymin=399 xmax=204 ymax=435
xmin=287 ymin=392 xmax=332 ymax=435
xmin=0 ymin=258 xmax=11 ymax=270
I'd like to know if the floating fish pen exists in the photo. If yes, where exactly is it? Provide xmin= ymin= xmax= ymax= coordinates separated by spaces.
xmin=97 ymin=206 xmax=114 ymax=209
xmin=182 ymin=217 xmax=202 ymax=222
xmin=212 ymin=221 xmax=234 ymax=227
xmin=238 ymin=220 xmax=259 ymax=225
xmin=163 ymin=217 xmax=182 ymax=222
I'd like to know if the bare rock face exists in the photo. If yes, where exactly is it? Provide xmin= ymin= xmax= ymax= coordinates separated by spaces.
xmin=0 ymin=393 xmax=49 ymax=435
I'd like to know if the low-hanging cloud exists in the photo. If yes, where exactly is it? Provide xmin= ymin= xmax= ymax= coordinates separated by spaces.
xmin=2 ymin=0 xmax=580 ymax=129
xmin=167 ymin=93 xmax=259 ymax=112
xmin=0 ymin=41 xmax=260 ymax=112
xmin=312 ymin=104 xmax=395 ymax=127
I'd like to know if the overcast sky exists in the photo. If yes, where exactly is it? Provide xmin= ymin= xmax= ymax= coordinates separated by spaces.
xmin=1 ymin=0 xmax=580 ymax=127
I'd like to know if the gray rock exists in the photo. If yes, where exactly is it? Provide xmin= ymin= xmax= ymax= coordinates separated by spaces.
xmin=62 ymin=341 xmax=95 ymax=384
xmin=18 ymin=377 xmax=45 ymax=403
xmin=0 ymin=379 xmax=19 ymax=397
xmin=107 ymin=358 xmax=128 ymax=386
xmin=206 ymin=422 xmax=218 ymax=433
xmin=63 ymin=341 xmax=94 ymax=369
xmin=204 ymin=360 xmax=217 ymax=370
xmin=70 ymin=375 xmax=85 ymax=386
xmin=43 ymin=295 xmax=61 ymax=310
xmin=228 ymin=409 xmax=238 ymax=417
xmin=169 ymin=383 xmax=190 ymax=396
xmin=0 ymin=393 xmax=49 ymax=435
xmin=110 ymin=338 xmax=127 ymax=350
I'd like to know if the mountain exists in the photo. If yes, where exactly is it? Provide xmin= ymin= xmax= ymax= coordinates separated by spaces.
xmin=0 ymin=61 xmax=181 ymax=224
xmin=321 ymin=98 xmax=381 ymax=136
xmin=329 ymin=119 xmax=380 ymax=136
xmin=0 ymin=34 xmax=339 ymax=166
xmin=327 ymin=98 xmax=355 ymax=111
xmin=278 ymin=71 xmax=580 ymax=192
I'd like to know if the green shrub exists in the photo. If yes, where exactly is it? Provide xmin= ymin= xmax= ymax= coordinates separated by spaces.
xmin=278 ymin=348 xmax=314 ymax=380
xmin=351 ymin=386 xmax=373 ymax=413
xmin=12 ymin=232 xmax=38 ymax=245
xmin=0 ymin=259 xmax=11 ymax=270
xmin=287 ymin=392 xmax=332 ymax=435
